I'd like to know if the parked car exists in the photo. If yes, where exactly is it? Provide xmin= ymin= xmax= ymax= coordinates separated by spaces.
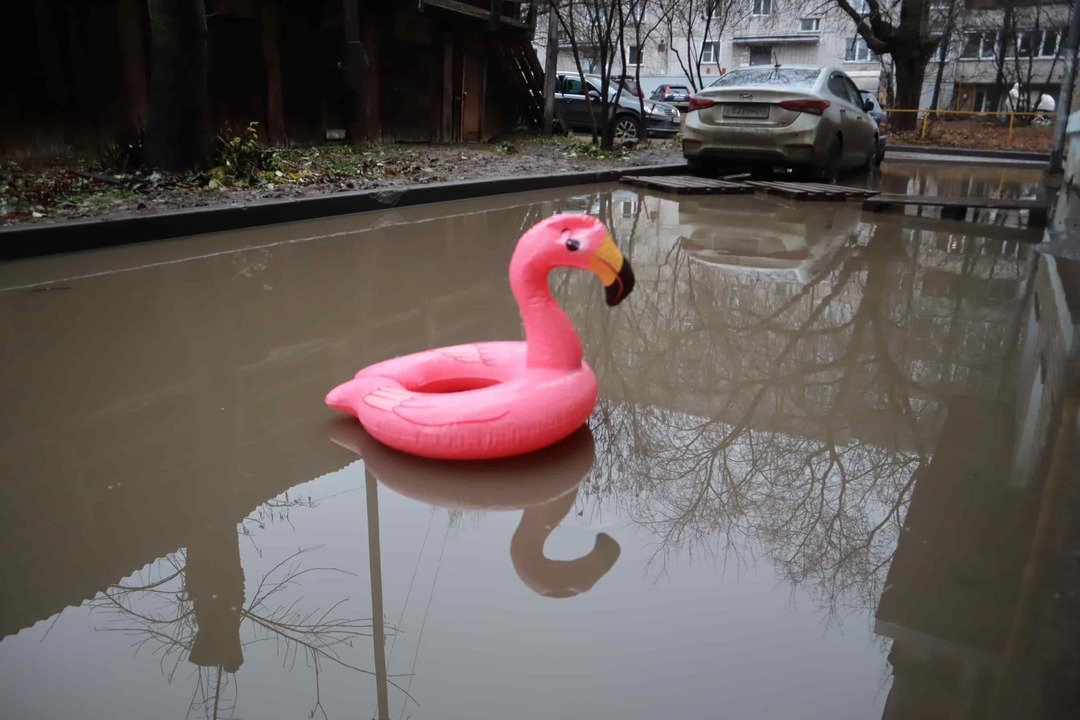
xmin=650 ymin=84 xmax=692 ymax=110
xmin=611 ymin=75 xmax=645 ymax=98
xmin=681 ymin=66 xmax=879 ymax=181
xmin=859 ymin=90 xmax=888 ymax=164
xmin=554 ymin=72 xmax=681 ymax=142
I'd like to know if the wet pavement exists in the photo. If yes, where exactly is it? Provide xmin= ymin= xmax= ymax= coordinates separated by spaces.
xmin=1 ymin=163 xmax=1078 ymax=719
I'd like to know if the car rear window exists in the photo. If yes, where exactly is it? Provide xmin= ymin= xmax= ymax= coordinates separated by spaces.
xmin=668 ymin=86 xmax=690 ymax=93
xmin=709 ymin=68 xmax=820 ymax=88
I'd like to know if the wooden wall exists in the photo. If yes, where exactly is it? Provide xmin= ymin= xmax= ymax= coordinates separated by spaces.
xmin=4 ymin=0 xmax=519 ymax=160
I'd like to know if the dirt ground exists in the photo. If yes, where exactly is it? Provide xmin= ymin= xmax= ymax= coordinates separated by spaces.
xmin=1 ymin=136 xmax=683 ymax=227
xmin=891 ymin=118 xmax=1054 ymax=153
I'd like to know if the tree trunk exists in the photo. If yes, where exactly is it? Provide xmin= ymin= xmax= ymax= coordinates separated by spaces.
xmin=930 ymin=30 xmax=950 ymax=113
xmin=145 ymin=0 xmax=210 ymax=171
xmin=542 ymin=8 xmax=559 ymax=135
xmin=893 ymin=53 xmax=927 ymax=131
xmin=261 ymin=0 xmax=286 ymax=145
xmin=117 ymin=0 xmax=149 ymax=133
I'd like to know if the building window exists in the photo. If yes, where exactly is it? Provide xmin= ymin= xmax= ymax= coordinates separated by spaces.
xmin=845 ymin=37 xmax=878 ymax=62
xmin=1016 ymin=30 xmax=1036 ymax=57
xmin=960 ymin=32 xmax=979 ymax=58
xmin=628 ymin=1 xmax=644 ymax=24
xmin=800 ymin=18 xmax=820 ymax=32
xmin=1002 ymin=29 xmax=1061 ymax=58
xmin=701 ymin=41 xmax=721 ymax=64
xmin=960 ymin=31 xmax=1000 ymax=59
xmin=751 ymin=0 xmax=773 ymax=16
xmin=628 ymin=45 xmax=642 ymax=65
xmin=749 ymin=45 xmax=773 ymax=65
xmin=1039 ymin=30 xmax=1061 ymax=58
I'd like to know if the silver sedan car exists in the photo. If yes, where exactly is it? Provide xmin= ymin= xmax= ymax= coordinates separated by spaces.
xmin=681 ymin=66 xmax=879 ymax=181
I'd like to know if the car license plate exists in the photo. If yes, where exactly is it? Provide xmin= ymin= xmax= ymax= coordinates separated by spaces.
xmin=723 ymin=103 xmax=770 ymax=119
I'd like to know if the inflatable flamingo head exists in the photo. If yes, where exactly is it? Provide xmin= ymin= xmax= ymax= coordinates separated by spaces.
xmin=511 ymin=214 xmax=635 ymax=306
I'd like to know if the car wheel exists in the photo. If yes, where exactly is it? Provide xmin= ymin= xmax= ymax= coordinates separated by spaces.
xmin=874 ymin=143 xmax=886 ymax=165
xmin=614 ymin=115 xmax=644 ymax=143
xmin=857 ymin=139 xmax=876 ymax=174
xmin=818 ymin=137 xmax=842 ymax=183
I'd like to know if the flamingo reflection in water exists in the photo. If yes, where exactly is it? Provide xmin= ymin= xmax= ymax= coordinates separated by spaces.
xmin=330 ymin=420 xmax=622 ymax=599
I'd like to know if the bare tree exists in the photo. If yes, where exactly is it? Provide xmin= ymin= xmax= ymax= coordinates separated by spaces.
xmin=661 ymin=0 xmax=743 ymax=92
xmin=821 ymin=0 xmax=942 ymax=129
xmin=553 ymin=0 xmax=629 ymax=148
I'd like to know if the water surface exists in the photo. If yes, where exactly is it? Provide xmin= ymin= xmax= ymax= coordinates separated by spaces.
xmin=0 ymin=165 xmax=1071 ymax=719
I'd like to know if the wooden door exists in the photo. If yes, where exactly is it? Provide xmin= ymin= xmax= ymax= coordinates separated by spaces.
xmin=460 ymin=36 xmax=484 ymax=141
xmin=380 ymin=14 xmax=436 ymax=142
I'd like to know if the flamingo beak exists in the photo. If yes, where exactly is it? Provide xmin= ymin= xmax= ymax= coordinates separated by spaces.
xmin=588 ymin=234 xmax=635 ymax=307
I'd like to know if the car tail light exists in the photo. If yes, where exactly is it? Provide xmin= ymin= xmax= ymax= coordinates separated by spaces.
xmin=877 ymin=116 xmax=889 ymax=132
xmin=688 ymin=96 xmax=717 ymax=111
xmin=779 ymin=99 xmax=830 ymax=116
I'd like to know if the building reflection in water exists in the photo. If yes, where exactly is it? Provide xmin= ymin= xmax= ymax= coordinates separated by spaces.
xmin=553 ymin=186 xmax=1079 ymax=715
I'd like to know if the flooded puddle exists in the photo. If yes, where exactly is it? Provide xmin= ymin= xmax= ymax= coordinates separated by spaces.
xmin=1 ymin=165 xmax=1075 ymax=719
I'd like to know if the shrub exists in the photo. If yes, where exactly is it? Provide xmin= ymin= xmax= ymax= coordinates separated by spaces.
xmin=212 ymin=122 xmax=276 ymax=186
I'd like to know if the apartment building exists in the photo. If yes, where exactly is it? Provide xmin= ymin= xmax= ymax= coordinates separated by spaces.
xmin=535 ymin=0 xmax=887 ymax=96
xmin=928 ymin=0 xmax=1073 ymax=112
xmin=535 ymin=0 xmax=1074 ymax=110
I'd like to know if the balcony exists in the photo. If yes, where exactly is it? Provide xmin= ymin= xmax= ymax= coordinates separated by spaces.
xmin=732 ymin=33 xmax=821 ymax=45
xmin=421 ymin=0 xmax=533 ymax=29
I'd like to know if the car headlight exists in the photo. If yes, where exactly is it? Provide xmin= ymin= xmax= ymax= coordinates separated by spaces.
xmin=646 ymin=103 xmax=665 ymax=117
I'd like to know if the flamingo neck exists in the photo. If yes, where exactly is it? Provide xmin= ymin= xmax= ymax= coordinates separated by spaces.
xmin=511 ymin=265 xmax=583 ymax=371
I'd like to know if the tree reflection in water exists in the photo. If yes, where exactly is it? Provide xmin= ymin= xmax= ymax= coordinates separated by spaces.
xmin=553 ymin=189 xmax=1030 ymax=618
xmin=89 ymin=495 xmax=405 ymax=720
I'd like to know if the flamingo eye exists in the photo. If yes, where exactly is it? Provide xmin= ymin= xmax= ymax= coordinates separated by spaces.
xmin=566 ymin=238 xmax=581 ymax=252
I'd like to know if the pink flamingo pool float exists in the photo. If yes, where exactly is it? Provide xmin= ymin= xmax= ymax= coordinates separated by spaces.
xmin=325 ymin=213 xmax=635 ymax=460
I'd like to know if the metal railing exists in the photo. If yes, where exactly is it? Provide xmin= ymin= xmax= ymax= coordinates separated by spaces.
xmin=885 ymin=108 xmax=1055 ymax=148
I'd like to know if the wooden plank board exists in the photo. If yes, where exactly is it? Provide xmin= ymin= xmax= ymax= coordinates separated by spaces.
xmin=795 ymin=181 xmax=877 ymax=197
xmin=742 ymin=180 xmax=818 ymax=199
xmin=743 ymin=180 xmax=877 ymax=200
xmin=619 ymin=175 xmax=752 ymax=194
xmin=863 ymin=194 xmax=1048 ymax=210
xmin=862 ymin=194 xmax=1049 ymax=227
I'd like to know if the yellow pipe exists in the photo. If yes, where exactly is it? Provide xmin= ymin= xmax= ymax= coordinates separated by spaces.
xmin=885 ymin=108 xmax=1044 ymax=118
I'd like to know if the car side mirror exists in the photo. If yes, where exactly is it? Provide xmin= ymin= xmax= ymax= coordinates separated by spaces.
xmin=588 ymin=90 xmax=601 ymax=101
xmin=863 ymin=98 xmax=874 ymax=112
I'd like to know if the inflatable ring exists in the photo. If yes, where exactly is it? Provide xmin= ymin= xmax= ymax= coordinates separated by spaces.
xmin=325 ymin=214 xmax=635 ymax=460
xmin=330 ymin=421 xmax=620 ymax=598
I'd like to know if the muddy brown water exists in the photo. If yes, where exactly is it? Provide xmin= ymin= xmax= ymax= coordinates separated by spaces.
xmin=0 ymin=164 xmax=1071 ymax=719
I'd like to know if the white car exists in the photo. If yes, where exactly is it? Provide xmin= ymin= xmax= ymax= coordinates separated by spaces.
xmin=681 ymin=66 xmax=879 ymax=181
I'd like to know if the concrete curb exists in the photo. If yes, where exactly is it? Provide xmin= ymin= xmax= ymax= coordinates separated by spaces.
xmin=0 ymin=162 xmax=688 ymax=261
xmin=888 ymin=144 xmax=1049 ymax=162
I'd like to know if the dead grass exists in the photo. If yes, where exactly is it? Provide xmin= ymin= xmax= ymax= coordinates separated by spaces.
xmin=1 ymin=136 xmax=682 ymax=226
xmin=892 ymin=119 xmax=1053 ymax=153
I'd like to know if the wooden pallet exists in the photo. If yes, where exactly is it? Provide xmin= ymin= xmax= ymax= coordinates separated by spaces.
xmin=863 ymin=194 xmax=1050 ymax=226
xmin=743 ymin=180 xmax=878 ymax=200
xmin=620 ymin=175 xmax=753 ymax=194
